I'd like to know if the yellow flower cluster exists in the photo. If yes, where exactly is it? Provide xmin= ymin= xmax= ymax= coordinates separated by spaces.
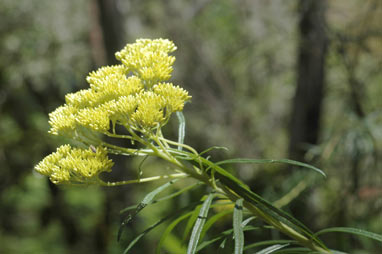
xmin=37 ymin=38 xmax=190 ymax=185
xmin=48 ymin=38 xmax=191 ymax=135
xmin=115 ymin=38 xmax=177 ymax=87
xmin=35 ymin=145 xmax=113 ymax=184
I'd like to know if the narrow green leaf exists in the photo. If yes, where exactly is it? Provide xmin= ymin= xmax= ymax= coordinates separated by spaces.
xmin=233 ymin=199 xmax=244 ymax=254
xmin=120 ymin=181 xmax=202 ymax=214
xmin=156 ymin=212 xmax=193 ymax=254
xmin=244 ymin=240 xmax=296 ymax=251
xmin=200 ymin=146 xmax=229 ymax=156
xmin=153 ymin=181 xmax=202 ymax=204
xmin=183 ymin=203 xmax=202 ymax=241
xmin=160 ymin=233 xmax=187 ymax=254
xmin=272 ymin=247 xmax=348 ymax=254
xmin=197 ymin=226 xmax=260 ymax=252
xmin=329 ymin=250 xmax=350 ymax=254
xmin=123 ymin=201 xmax=203 ymax=253
xmin=242 ymin=216 xmax=256 ymax=227
xmin=197 ymin=231 xmax=229 ymax=251
xmin=119 ymin=203 xmax=138 ymax=214
xmin=187 ymin=193 xmax=215 ymax=254
xmin=219 ymin=237 xmax=227 ymax=249
xmin=200 ymin=209 xmax=232 ymax=240
xmin=255 ymin=244 xmax=290 ymax=254
xmin=118 ymin=179 xmax=179 ymax=241
xmin=315 ymin=227 xmax=382 ymax=242
xmin=270 ymin=247 xmax=311 ymax=254
xmin=176 ymin=111 xmax=185 ymax=150
xmin=123 ymin=218 xmax=163 ymax=254
xmin=171 ymin=149 xmax=197 ymax=161
xmin=137 ymin=155 xmax=148 ymax=180
xmin=216 ymin=158 xmax=326 ymax=177
xmin=141 ymin=179 xmax=178 ymax=206
xmin=183 ymin=199 xmax=230 ymax=241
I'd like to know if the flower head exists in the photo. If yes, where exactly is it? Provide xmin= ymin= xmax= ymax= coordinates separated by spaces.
xmin=153 ymin=83 xmax=191 ymax=112
xmin=131 ymin=91 xmax=167 ymax=129
xmin=115 ymin=38 xmax=177 ymax=88
xmin=35 ymin=145 xmax=113 ymax=184
xmin=48 ymin=105 xmax=78 ymax=136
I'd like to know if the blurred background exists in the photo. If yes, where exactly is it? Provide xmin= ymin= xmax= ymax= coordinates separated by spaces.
xmin=0 ymin=0 xmax=381 ymax=253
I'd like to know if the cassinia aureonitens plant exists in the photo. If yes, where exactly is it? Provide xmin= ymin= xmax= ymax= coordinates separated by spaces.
xmin=35 ymin=39 xmax=380 ymax=254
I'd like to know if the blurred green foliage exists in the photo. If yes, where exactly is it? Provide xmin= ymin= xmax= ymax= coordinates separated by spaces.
xmin=0 ymin=0 xmax=381 ymax=253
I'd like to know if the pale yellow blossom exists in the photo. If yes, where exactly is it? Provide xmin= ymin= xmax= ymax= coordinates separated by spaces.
xmin=35 ymin=145 xmax=113 ymax=184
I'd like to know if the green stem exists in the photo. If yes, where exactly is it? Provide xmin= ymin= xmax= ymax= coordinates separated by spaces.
xmin=99 ymin=173 xmax=188 ymax=186
xmin=101 ymin=142 xmax=150 ymax=156
xmin=158 ymin=137 xmax=199 ymax=156
xmin=104 ymin=131 xmax=134 ymax=141
xmin=158 ymin=137 xmax=204 ymax=171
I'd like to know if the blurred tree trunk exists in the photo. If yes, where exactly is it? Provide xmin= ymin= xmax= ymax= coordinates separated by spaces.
xmin=287 ymin=0 xmax=328 ymax=233
xmin=90 ymin=0 xmax=125 ymax=66
xmin=288 ymin=0 xmax=328 ymax=162
xmin=88 ymin=1 xmax=127 ymax=253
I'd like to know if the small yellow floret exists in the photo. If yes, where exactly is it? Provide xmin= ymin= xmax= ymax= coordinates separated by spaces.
xmin=35 ymin=145 xmax=113 ymax=184
xmin=153 ymin=83 xmax=191 ymax=112
xmin=65 ymin=89 xmax=95 ymax=108
xmin=104 ymin=96 xmax=137 ymax=125
xmin=76 ymin=106 xmax=111 ymax=132
xmin=86 ymin=65 xmax=126 ymax=90
xmin=131 ymin=91 xmax=166 ymax=129
xmin=48 ymin=105 xmax=78 ymax=136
